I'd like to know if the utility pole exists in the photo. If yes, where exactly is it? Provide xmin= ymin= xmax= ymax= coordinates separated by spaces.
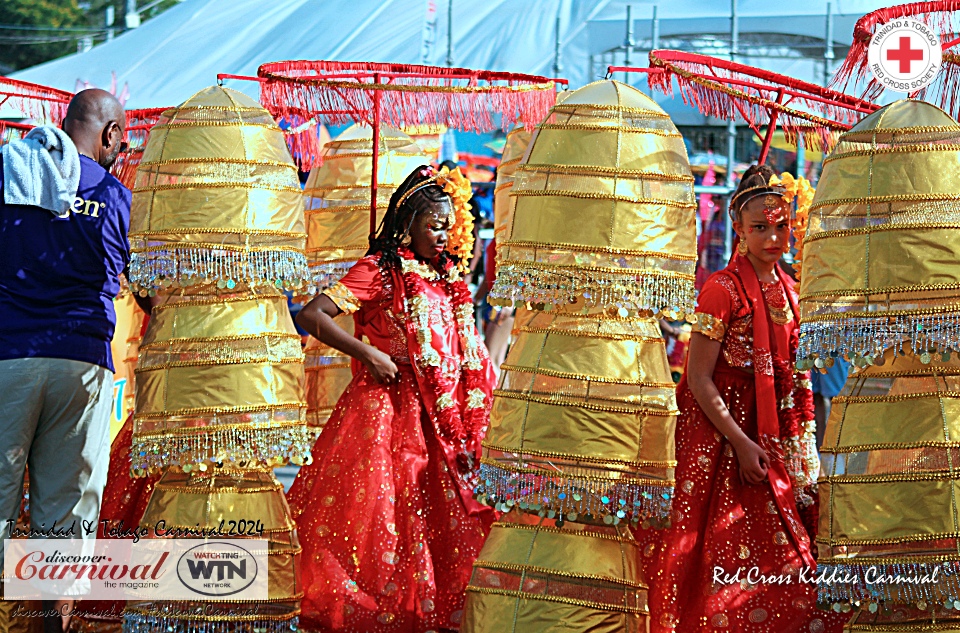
xmin=553 ymin=14 xmax=563 ymax=76
xmin=623 ymin=5 xmax=634 ymax=83
xmin=824 ymin=2 xmax=835 ymax=87
xmin=723 ymin=0 xmax=739 ymax=262
xmin=126 ymin=0 xmax=141 ymax=29
xmin=445 ymin=0 xmax=454 ymax=67
xmin=105 ymin=5 xmax=115 ymax=41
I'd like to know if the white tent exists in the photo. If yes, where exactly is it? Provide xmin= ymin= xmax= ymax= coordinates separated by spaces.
xmin=13 ymin=0 xmax=894 ymax=111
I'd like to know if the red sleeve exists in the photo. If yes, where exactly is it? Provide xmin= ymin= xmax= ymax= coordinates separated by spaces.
xmin=321 ymin=256 xmax=382 ymax=315
xmin=691 ymin=273 xmax=735 ymax=341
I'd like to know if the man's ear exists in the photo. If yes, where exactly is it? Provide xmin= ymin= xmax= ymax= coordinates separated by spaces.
xmin=102 ymin=122 xmax=119 ymax=148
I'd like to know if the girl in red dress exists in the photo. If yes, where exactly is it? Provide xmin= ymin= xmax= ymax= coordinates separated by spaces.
xmin=288 ymin=165 xmax=496 ymax=633
xmin=643 ymin=165 xmax=846 ymax=633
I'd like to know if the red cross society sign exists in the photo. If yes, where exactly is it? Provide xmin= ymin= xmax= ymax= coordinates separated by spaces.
xmin=868 ymin=18 xmax=942 ymax=93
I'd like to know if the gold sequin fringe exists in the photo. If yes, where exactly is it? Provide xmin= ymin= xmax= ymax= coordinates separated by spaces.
xmin=818 ymin=561 xmax=960 ymax=610
xmin=129 ymin=247 xmax=309 ymax=293
xmin=122 ymin=607 xmax=298 ymax=633
xmin=130 ymin=424 xmax=319 ymax=477
xmin=797 ymin=314 xmax=960 ymax=369
xmin=490 ymin=266 xmax=695 ymax=317
xmin=308 ymin=260 xmax=357 ymax=293
xmin=474 ymin=462 xmax=673 ymax=526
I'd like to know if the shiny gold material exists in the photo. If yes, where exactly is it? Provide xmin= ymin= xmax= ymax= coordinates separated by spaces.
xmin=817 ymin=347 xmax=960 ymax=607
xmin=798 ymin=100 xmax=960 ymax=365
xmin=461 ymin=510 xmax=646 ymax=633
xmin=302 ymin=124 xmax=427 ymax=291
xmin=692 ymin=312 xmax=726 ymax=341
xmin=493 ymin=128 xmax=531 ymax=245
xmin=131 ymin=291 xmax=315 ymax=475
xmin=476 ymin=309 xmax=676 ymax=526
xmin=124 ymin=470 xmax=301 ymax=633
xmin=128 ymin=86 xmax=308 ymax=294
xmin=304 ymin=314 xmax=354 ymax=428
xmin=491 ymin=80 xmax=697 ymax=316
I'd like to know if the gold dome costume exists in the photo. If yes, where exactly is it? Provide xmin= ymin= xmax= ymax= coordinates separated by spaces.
xmin=123 ymin=86 xmax=311 ymax=633
xmin=464 ymin=80 xmax=696 ymax=633
xmin=806 ymin=100 xmax=960 ymax=629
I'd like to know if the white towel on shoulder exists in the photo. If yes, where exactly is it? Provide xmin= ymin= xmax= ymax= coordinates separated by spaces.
xmin=2 ymin=125 xmax=81 ymax=218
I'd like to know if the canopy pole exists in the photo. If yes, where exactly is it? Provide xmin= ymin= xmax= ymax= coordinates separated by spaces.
xmin=370 ymin=75 xmax=382 ymax=238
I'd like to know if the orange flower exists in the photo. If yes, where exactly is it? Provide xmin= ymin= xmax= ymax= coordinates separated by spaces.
xmin=436 ymin=166 xmax=475 ymax=273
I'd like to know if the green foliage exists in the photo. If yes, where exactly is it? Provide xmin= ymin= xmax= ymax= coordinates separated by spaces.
xmin=0 ymin=0 xmax=86 ymax=72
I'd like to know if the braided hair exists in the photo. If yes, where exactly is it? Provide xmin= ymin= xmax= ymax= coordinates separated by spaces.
xmin=729 ymin=164 xmax=777 ymax=223
xmin=366 ymin=165 xmax=455 ymax=270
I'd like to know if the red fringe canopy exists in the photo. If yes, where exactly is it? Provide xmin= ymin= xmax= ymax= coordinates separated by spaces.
xmin=110 ymin=107 xmax=169 ymax=189
xmin=257 ymin=61 xmax=558 ymax=161
xmin=648 ymin=50 xmax=878 ymax=152
xmin=0 ymin=76 xmax=72 ymax=124
xmin=0 ymin=120 xmax=34 ymax=146
xmin=833 ymin=1 xmax=960 ymax=101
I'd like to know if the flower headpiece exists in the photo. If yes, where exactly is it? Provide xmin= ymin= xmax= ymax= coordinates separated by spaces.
xmin=397 ymin=165 xmax=475 ymax=273
xmin=768 ymin=172 xmax=815 ymax=280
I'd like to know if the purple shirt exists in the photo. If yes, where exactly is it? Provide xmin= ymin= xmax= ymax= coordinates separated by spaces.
xmin=0 ymin=154 xmax=132 ymax=371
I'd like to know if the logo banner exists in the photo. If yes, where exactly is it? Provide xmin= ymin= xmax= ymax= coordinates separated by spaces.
xmin=4 ymin=539 xmax=268 ymax=600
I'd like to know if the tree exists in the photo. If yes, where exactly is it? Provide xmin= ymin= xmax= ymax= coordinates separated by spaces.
xmin=0 ymin=0 xmax=86 ymax=72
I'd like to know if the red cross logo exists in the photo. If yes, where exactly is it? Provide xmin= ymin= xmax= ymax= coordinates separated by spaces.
xmin=886 ymin=35 xmax=925 ymax=73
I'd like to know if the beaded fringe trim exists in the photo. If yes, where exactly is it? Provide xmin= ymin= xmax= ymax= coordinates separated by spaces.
xmin=817 ymin=561 xmax=960 ymax=609
xmin=489 ymin=266 xmax=695 ymax=317
xmin=130 ymin=425 xmax=319 ymax=477
xmin=798 ymin=314 xmax=960 ymax=367
xmin=122 ymin=613 xmax=298 ymax=633
xmin=474 ymin=463 xmax=673 ymax=526
xmin=309 ymin=261 xmax=356 ymax=293
xmin=129 ymin=248 xmax=309 ymax=293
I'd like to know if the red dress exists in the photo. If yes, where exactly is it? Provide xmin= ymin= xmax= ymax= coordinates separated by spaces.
xmin=286 ymin=255 xmax=497 ymax=633
xmin=642 ymin=258 xmax=847 ymax=633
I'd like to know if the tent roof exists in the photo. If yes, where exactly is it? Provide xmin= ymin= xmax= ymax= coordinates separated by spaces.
xmin=13 ymin=0 xmax=893 ymax=115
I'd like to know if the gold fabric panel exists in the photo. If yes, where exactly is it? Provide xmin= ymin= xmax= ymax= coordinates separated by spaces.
xmin=801 ymin=228 xmax=960 ymax=298
xmin=304 ymin=314 xmax=354 ymax=428
xmin=798 ymin=100 xmax=960 ymax=365
xmin=136 ymin=470 xmax=301 ymax=603
xmin=131 ymin=188 xmax=304 ymax=235
xmin=302 ymin=124 xmax=427 ymax=290
xmin=143 ymin=294 xmax=298 ymax=344
xmin=135 ymin=362 xmax=304 ymax=416
xmin=491 ymin=80 xmax=696 ymax=317
xmin=476 ymin=310 xmax=676 ymax=526
xmin=817 ymin=349 xmax=960 ymax=606
xmin=493 ymin=128 xmax=531 ymax=244
xmin=462 ymin=510 xmax=645 ymax=633
xmin=509 ymin=196 xmax=696 ymax=256
xmin=128 ymin=86 xmax=308 ymax=294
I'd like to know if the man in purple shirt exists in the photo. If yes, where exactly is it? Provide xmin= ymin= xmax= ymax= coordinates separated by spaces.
xmin=0 ymin=90 xmax=132 ymax=618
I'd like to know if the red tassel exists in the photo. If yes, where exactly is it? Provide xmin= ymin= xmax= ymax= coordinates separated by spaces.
xmin=0 ymin=76 xmax=72 ymax=124
xmin=257 ymin=61 xmax=557 ymax=132
xmin=648 ymin=50 xmax=878 ymax=153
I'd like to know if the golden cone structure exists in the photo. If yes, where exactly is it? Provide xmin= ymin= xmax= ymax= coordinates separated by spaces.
xmin=123 ymin=470 xmax=301 ymax=633
xmin=462 ymin=510 xmax=645 ymax=633
xmin=403 ymin=123 xmax=446 ymax=162
xmin=802 ymin=101 xmax=960 ymax=628
xmin=302 ymin=124 xmax=427 ymax=291
xmin=304 ymin=314 xmax=354 ymax=429
xmin=493 ymin=128 xmax=531 ymax=246
xmin=475 ymin=308 xmax=677 ymax=525
xmin=466 ymin=80 xmax=694 ymax=632
xmin=131 ymin=291 xmax=312 ymax=475
xmin=490 ymin=80 xmax=697 ymax=317
xmin=128 ymin=86 xmax=308 ymax=295
xmin=123 ymin=86 xmax=310 ymax=633
xmin=798 ymin=100 xmax=960 ymax=368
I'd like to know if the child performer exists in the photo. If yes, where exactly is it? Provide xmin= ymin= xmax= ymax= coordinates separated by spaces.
xmin=288 ymin=165 xmax=496 ymax=632
xmin=644 ymin=165 xmax=845 ymax=633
